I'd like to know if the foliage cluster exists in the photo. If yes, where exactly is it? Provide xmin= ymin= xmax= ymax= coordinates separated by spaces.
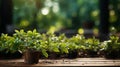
xmin=0 ymin=29 xmax=120 ymax=58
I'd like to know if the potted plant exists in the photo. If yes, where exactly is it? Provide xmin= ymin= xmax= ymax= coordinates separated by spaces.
xmin=13 ymin=29 xmax=48 ymax=64
xmin=57 ymin=34 xmax=69 ymax=58
xmin=67 ymin=35 xmax=81 ymax=59
xmin=67 ymin=43 xmax=79 ymax=59
xmin=68 ymin=34 xmax=86 ymax=58
xmin=103 ymin=35 xmax=120 ymax=59
xmin=46 ymin=33 xmax=60 ymax=59
xmin=0 ymin=34 xmax=22 ymax=59
xmin=85 ymin=37 xmax=100 ymax=57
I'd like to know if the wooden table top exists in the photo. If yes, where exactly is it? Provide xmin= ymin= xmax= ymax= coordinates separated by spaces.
xmin=0 ymin=58 xmax=120 ymax=67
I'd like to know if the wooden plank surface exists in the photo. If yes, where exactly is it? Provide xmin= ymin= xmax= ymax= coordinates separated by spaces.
xmin=0 ymin=58 xmax=120 ymax=67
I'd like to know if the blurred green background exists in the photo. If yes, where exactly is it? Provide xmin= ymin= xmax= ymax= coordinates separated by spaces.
xmin=12 ymin=0 xmax=99 ymax=31
xmin=0 ymin=0 xmax=120 ymax=35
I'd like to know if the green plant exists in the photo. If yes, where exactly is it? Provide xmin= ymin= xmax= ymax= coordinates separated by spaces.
xmin=0 ymin=34 xmax=16 ymax=53
xmin=84 ymin=37 xmax=100 ymax=57
xmin=70 ymin=34 xmax=86 ymax=50
xmin=47 ymin=33 xmax=60 ymax=53
xmin=85 ymin=37 xmax=100 ymax=52
xmin=103 ymin=35 xmax=120 ymax=58
xmin=13 ymin=29 xmax=48 ymax=58
xmin=13 ymin=29 xmax=27 ymax=52
xmin=55 ymin=34 xmax=69 ymax=55
xmin=103 ymin=35 xmax=120 ymax=51
xmin=67 ymin=42 xmax=78 ymax=52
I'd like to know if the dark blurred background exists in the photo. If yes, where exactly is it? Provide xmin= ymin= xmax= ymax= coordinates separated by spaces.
xmin=0 ymin=0 xmax=120 ymax=41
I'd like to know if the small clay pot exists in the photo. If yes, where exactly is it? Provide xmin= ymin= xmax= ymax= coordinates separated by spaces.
xmin=24 ymin=49 xmax=40 ymax=64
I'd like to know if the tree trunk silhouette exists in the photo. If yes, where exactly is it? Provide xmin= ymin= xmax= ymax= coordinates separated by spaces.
xmin=0 ymin=0 xmax=13 ymax=34
xmin=99 ymin=0 xmax=109 ymax=41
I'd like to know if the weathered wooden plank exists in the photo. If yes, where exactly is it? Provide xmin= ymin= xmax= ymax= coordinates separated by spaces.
xmin=0 ymin=58 xmax=120 ymax=67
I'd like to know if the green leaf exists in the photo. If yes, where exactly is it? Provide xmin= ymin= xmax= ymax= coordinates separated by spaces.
xmin=53 ymin=48 xmax=60 ymax=52
xmin=33 ymin=29 xmax=37 ymax=33
xmin=42 ymin=49 xmax=48 ymax=58
xmin=15 ymin=30 xmax=19 ymax=33
xmin=63 ymin=48 xmax=69 ymax=53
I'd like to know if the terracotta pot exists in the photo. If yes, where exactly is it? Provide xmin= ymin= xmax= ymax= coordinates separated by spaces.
xmin=24 ymin=49 xmax=40 ymax=64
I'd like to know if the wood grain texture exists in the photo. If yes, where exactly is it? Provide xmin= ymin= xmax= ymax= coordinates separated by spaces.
xmin=0 ymin=58 xmax=120 ymax=67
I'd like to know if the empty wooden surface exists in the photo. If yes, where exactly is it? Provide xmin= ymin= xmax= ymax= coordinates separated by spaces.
xmin=0 ymin=58 xmax=120 ymax=67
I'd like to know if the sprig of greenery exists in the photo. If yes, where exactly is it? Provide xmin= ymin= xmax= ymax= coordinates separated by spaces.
xmin=85 ymin=37 xmax=100 ymax=52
